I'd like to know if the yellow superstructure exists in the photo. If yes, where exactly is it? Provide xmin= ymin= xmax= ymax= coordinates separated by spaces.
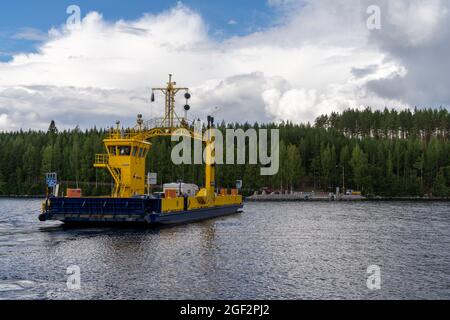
xmin=94 ymin=131 xmax=151 ymax=198
xmin=93 ymin=75 xmax=242 ymax=212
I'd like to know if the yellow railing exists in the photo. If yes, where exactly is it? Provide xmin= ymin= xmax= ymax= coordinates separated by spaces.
xmin=105 ymin=131 xmax=142 ymax=140
xmin=104 ymin=117 xmax=198 ymax=140
xmin=142 ymin=117 xmax=195 ymax=130
xmin=95 ymin=154 xmax=109 ymax=165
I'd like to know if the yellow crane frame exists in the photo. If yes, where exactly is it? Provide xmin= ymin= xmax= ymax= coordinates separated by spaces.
xmin=94 ymin=75 xmax=220 ymax=206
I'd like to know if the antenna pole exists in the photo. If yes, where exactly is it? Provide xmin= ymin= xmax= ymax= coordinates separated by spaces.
xmin=152 ymin=74 xmax=189 ymax=129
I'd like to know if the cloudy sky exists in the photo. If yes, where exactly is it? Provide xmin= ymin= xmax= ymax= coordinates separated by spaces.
xmin=0 ymin=0 xmax=449 ymax=131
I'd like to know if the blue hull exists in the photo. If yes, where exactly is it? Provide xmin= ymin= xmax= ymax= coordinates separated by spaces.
xmin=40 ymin=197 xmax=243 ymax=226
xmin=149 ymin=205 xmax=243 ymax=225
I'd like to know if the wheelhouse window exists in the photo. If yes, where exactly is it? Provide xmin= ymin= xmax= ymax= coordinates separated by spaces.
xmin=119 ymin=146 xmax=131 ymax=156
xmin=132 ymin=147 xmax=138 ymax=157
xmin=108 ymin=146 xmax=117 ymax=155
xmin=138 ymin=148 xmax=143 ymax=157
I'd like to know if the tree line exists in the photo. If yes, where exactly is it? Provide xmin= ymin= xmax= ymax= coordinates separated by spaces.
xmin=315 ymin=107 xmax=450 ymax=141
xmin=0 ymin=109 xmax=449 ymax=197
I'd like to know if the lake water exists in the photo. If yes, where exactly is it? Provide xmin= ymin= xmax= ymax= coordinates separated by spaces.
xmin=0 ymin=199 xmax=449 ymax=300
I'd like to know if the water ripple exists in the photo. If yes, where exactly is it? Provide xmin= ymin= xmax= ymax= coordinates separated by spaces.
xmin=0 ymin=199 xmax=449 ymax=299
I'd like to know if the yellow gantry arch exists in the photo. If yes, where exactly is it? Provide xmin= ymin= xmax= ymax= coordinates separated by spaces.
xmin=94 ymin=76 xmax=218 ymax=204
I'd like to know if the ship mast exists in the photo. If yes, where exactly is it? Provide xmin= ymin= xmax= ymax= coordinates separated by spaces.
xmin=95 ymin=75 xmax=216 ymax=200
xmin=151 ymin=74 xmax=190 ymax=128
xmin=204 ymin=116 xmax=216 ymax=199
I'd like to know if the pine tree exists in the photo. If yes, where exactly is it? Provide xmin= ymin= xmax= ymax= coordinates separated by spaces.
xmin=350 ymin=145 xmax=368 ymax=191
xmin=41 ymin=145 xmax=53 ymax=176
xmin=433 ymin=171 xmax=449 ymax=197
xmin=48 ymin=120 xmax=58 ymax=134
xmin=286 ymin=144 xmax=301 ymax=191
xmin=0 ymin=170 xmax=5 ymax=195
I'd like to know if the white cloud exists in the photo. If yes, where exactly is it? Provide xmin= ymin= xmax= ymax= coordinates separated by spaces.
xmin=0 ymin=113 xmax=10 ymax=131
xmin=0 ymin=0 xmax=449 ymax=131
xmin=12 ymin=27 xmax=49 ymax=42
xmin=367 ymin=0 xmax=450 ymax=107
xmin=0 ymin=85 xmax=151 ymax=130
xmin=267 ymin=0 xmax=302 ymax=8
xmin=385 ymin=0 xmax=448 ymax=47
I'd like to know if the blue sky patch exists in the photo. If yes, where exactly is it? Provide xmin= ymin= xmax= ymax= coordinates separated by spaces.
xmin=0 ymin=0 xmax=279 ymax=57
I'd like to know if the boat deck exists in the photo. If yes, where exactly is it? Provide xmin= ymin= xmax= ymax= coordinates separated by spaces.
xmin=39 ymin=197 xmax=243 ymax=225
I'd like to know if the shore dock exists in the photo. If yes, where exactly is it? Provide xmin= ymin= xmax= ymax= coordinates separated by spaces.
xmin=246 ymin=193 xmax=449 ymax=202
xmin=246 ymin=192 xmax=365 ymax=202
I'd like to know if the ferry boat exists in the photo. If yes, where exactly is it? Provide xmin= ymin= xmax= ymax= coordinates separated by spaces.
xmin=39 ymin=75 xmax=243 ymax=225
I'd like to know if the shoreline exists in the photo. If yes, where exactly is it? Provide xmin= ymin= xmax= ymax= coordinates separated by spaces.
xmin=245 ymin=195 xmax=450 ymax=202
xmin=1 ymin=195 xmax=449 ymax=202
xmin=0 ymin=195 xmax=46 ymax=199
xmin=245 ymin=199 xmax=450 ymax=202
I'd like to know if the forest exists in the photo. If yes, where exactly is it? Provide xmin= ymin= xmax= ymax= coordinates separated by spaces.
xmin=0 ymin=107 xmax=449 ymax=197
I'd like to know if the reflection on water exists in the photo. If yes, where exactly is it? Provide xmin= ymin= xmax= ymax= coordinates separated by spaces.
xmin=0 ymin=198 xmax=449 ymax=300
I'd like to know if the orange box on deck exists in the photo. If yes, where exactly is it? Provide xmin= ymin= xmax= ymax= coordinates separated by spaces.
xmin=165 ymin=189 xmax=177 ymax=199
xmin=220 ymin=189 xmax=227 ymax=196
xmin=67 ymin=189 xmax=82 ymax=198
xmin=231 ymin=189 xmax=239 ymax=196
